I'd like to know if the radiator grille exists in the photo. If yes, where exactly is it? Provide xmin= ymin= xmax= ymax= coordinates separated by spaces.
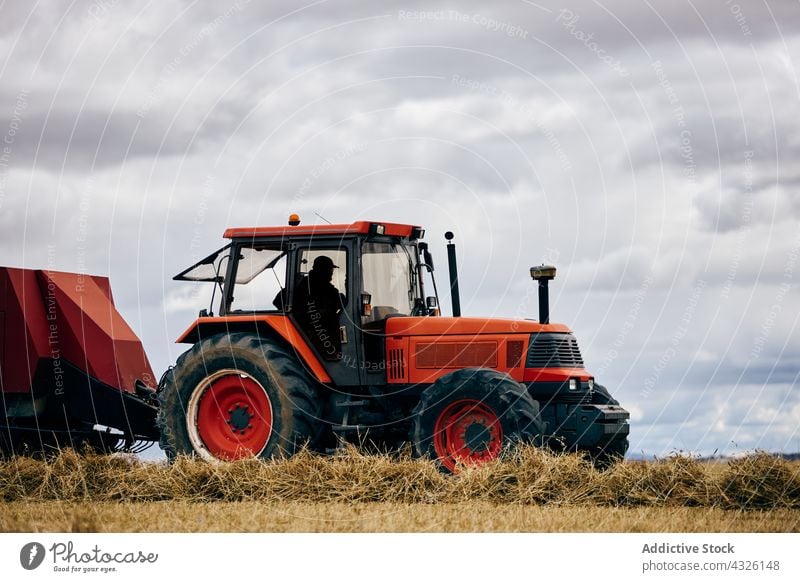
xmin=526 ymin=333 xmax=584 ymax=368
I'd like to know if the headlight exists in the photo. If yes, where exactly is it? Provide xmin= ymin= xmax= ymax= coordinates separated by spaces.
xmin=569 ymin=378 xmax=578 ymax=390
xmin=587 ymin=378 xmax=594 ymax=391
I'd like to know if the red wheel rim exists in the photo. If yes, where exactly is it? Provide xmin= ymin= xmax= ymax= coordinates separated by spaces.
xmin=194 ymin=373 xmax=272 ymax=460
xmin=432 ymin=399 xmax=503 ymax=472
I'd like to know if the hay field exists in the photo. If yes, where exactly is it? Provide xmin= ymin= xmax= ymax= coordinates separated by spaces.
xmin=3 ymin=501 xmax=798 ymax=533
xmin=1 ymin=448 xmax=798 ymax=532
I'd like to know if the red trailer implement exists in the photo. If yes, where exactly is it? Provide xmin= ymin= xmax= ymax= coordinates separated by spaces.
xmin=0 ymin=267 xmax=158 ymax=454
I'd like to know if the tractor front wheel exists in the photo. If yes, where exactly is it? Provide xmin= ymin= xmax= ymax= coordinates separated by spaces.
xmin=410 ymin=369 xmax=544 ymax=472
xmin=157 ymin=333 xmax=321 ymax=461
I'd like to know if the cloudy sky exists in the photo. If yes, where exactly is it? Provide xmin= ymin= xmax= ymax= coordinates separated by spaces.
xmin=1 ymin=0 xmax=798 ymax=456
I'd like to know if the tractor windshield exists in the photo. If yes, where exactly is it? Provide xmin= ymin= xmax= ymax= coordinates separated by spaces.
xmin=361 ymin=242 xmax=418 ymax=321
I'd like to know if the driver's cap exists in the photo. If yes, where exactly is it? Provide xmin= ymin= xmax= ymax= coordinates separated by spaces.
xmin=312 ymin=255 xmax=339 ymax=270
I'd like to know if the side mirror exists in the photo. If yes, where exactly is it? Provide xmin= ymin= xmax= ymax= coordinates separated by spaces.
xmin=360 ymin=292 xmax=372 ymax=317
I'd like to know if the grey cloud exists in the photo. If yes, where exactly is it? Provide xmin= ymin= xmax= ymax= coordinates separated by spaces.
xmin=5 ymin=108 xmax=189 ymax=169
xmin=568 ymin=245 xmax=654 ymax=290
xmin=629 ymin=382 xmax=800 ymax=454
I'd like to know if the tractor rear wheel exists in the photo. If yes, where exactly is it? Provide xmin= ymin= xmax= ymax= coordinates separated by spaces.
xmin=410 ymin=369 xmax=544 ymax=473
xmin=157 ymin=333 xmax=321 ymax=461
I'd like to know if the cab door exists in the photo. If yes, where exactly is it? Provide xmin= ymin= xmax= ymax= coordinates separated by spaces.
xmin=287 ymin=239 xmax=362 ymax=387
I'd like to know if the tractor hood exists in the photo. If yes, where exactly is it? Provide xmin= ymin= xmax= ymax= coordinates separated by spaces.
xmin=384 ymin=316 xmax=571 ymax=337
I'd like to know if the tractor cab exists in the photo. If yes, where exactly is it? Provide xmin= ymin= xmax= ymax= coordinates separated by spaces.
xmin=174 ymin=218 xmax=433 ymax=386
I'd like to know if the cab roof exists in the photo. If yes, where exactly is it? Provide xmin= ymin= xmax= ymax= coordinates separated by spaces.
xmin=223 ymin=221 xmax=422 ymax=240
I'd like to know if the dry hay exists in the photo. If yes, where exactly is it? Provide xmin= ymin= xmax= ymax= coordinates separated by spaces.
xmin=718 ymin=453 xmax=800 ymax=508
xmin=1 ymin=447 xmax=798 ymax=509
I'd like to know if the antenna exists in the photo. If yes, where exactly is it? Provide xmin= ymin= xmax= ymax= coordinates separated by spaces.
xmin=314 ymin=212 xmax=332 ymax=224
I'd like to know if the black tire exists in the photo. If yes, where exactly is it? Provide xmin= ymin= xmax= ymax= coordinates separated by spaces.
xmin=589 ymin=383 xmax=629 ymax=468
xmin=410 ymin=368 xmax=544 ymax=472
xmin=157 ymin=333 xmax=321 ymax=461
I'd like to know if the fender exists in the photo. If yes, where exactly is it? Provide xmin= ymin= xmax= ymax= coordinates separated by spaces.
xmin=176 ymin=315 xmax=332 ymax=383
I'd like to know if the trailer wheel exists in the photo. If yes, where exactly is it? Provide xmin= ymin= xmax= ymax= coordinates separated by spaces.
xmin=157 ymin=333 xmax=321 ymax=461
xmin=589 ymin=383 xmax=630 ymax=468
xmin=410 ymin=369 xmax=544 ymax=473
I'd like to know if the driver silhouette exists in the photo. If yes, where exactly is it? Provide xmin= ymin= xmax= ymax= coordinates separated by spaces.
xmin=292 ymin=255 xmax=344 ymax=360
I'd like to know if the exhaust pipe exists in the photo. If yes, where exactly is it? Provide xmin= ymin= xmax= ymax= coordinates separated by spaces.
xmin=445 ymin=231 xmax=461 ymax=317
xmin=530 ymin=265 xmax=557 ymax=324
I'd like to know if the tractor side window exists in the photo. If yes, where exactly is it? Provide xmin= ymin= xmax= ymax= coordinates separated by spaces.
xmin=361 ymin=242 xmax=414 ymax=322
xmin=297 ymin=249 xmax=348 ymax=293
xmin=228 ymin=246 xmax=287 ymax=313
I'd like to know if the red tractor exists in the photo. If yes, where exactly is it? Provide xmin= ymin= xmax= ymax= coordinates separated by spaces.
xmin=157 ymin=217 xmax=630 ymax=470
